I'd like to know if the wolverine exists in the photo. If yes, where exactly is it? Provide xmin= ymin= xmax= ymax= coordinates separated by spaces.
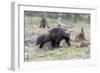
xmin=36 ymin=27 xmax=71 ymax=48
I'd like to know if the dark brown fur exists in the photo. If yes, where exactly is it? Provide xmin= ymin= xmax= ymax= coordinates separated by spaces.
xmin=36 ymin=28 xmax=71 ymax=49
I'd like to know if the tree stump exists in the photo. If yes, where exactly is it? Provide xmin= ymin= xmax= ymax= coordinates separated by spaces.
xmin=76 ymin=27 xmax=86 ymax=41
xmin=39 ymin=17 xmax=49 ymax=28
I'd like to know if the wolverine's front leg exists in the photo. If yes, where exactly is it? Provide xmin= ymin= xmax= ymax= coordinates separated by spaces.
xmin=39 ymin=43 xmax=44 ymax=48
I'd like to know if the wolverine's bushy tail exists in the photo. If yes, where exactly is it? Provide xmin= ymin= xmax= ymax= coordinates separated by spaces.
xmin=36 ymin=35 xmax=45 ymax=45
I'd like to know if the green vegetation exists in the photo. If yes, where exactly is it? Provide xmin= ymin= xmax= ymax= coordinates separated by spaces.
xmin=25 ymin=47 xmax=90 ymax=61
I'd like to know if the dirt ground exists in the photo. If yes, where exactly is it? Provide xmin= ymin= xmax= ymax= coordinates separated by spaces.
xmin=24 ymin=16 xmax=90 ymax=62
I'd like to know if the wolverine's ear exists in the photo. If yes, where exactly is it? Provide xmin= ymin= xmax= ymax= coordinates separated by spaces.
xmin=64 ymin=28 xmax=74 ymax=34
xmin=64 ymin=30 xmax=70 ymax=34
xmin=63 ymin=30 xmax=70 ymax=37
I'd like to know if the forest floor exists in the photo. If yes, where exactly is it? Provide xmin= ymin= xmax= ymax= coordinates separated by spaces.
xmin=24 ymin=17 xmax=90 ymax=62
